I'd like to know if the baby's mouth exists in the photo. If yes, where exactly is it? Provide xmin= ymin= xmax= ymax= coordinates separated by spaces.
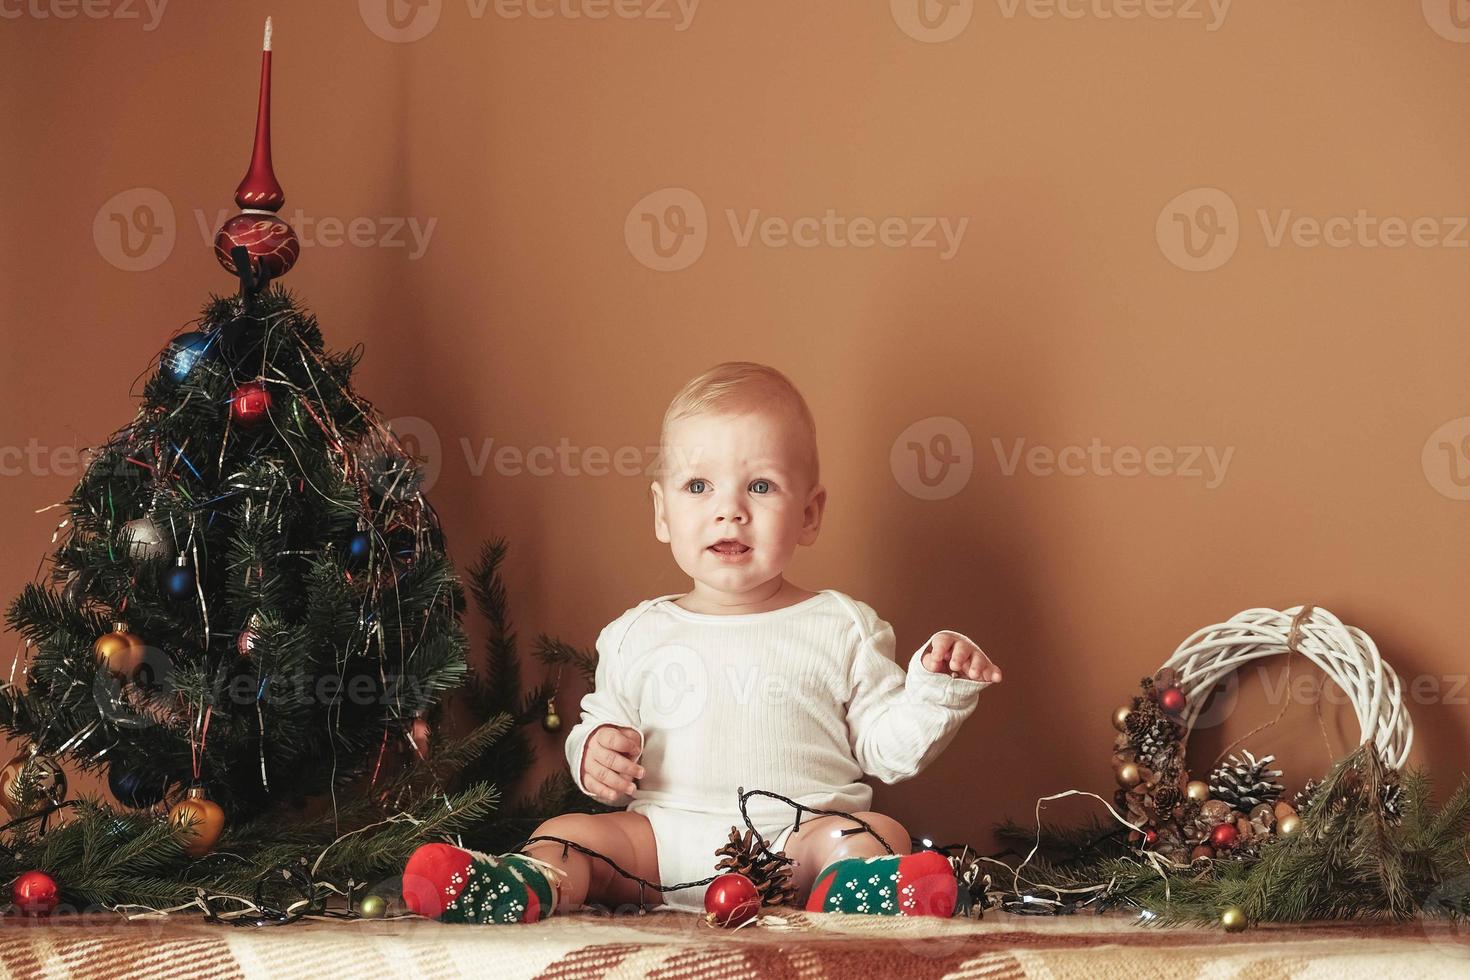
xmin=708 ymin=541 xmax=751 ymax=555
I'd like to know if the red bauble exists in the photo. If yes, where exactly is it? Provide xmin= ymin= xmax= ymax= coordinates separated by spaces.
xmin=704 ymin=872 xmax=760 ymax=927
xmin=230 ymin=382 xmax=273 ymax=426
xmin=1159 ymin=685 xmax=1187 ymax=715
xmin=1143 ymin=828 xmax=1159 ymax=847
xmin=214 ymin=212 xmax=299 ymax=280
xmin=12 ymin=870 xmax=59 ymax=916
xmin=1209 ymin=823 xmax=1239 ymax=849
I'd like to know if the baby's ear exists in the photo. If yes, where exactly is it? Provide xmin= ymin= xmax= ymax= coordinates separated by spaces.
xmin=799 ymin=483 xmax=827 ymax=544
xmin=650 ymin=480 xmax=671 ymax=543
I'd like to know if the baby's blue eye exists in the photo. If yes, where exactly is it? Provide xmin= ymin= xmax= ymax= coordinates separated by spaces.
xmin=750 ymin=480 xmax=772 ymax=494
xmin=686 ymin=479 xmax=708 ymax=494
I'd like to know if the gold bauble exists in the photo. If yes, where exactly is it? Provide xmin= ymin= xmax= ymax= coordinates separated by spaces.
xmin=1116 ymin=763 xmax=1142 ymax=788
xmin=542 ymin=697 xmax=562 ymax=733
xmin=1112 ymin=705 xmax=1132 ymax=732
xmin=169 ymin=786 xmax=226 ymax=857
xmin=359 ymin=894 xmax=387 ymax=919
xmin=1186 ymin=780 xmax=1211 ymax=803
xmin=0 ymin=752 xmax=68 ymax=817
xmin=1277 ymin=814 xmax=1301 ymax=836
xmin=1220 ymin=906 xmax=1248 ymax=932
xmin=93 ymin=621 xmax=146 ymax=679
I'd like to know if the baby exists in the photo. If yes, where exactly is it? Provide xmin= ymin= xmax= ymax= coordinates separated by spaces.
xmin=403 ymin=362 xmax=1000 ymax=923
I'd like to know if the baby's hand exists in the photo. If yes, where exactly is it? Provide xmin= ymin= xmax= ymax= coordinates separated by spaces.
xmin=920 ymin=631 xmax=1002 ymax=683
xmin=581 ymin=724 xmax=645 ymax=804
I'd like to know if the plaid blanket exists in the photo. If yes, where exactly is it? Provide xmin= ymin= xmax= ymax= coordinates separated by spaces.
xmin=0 ymin=908 xmax=1466 ymax=978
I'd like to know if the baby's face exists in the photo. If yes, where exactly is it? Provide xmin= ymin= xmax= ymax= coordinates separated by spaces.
xmin=651 ymin=410 xmax=825 ymax=599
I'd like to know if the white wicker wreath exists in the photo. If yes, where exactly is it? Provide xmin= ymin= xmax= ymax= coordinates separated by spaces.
xmin=1158 ymin=605 xmax=1413 ymax=769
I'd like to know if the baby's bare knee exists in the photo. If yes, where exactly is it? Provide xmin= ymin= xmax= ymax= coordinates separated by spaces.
xmin=848 ymin=811 xmax=913 ymax=856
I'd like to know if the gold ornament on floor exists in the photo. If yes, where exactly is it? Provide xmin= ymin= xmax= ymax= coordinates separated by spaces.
xmin=542 ymin=697 xmax=561 ymax=732
xmin=94 ymin=621 xmax=146 ymax=679
xmin=1220 ymin=905 xmax=1248 ymax=932
xmin=714 ymin=825 xmax=798 ymax=908
xmin=359 ymin=894 xmax=387 ymax=918
xmin=0 ymin=750 xmax=68 ymax=816
xmin=169 ymin=786 xmax=226 ymax=857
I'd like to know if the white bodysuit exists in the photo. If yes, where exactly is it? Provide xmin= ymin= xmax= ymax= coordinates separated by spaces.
xmin=563 ymin=589 xmax=991 ymax=912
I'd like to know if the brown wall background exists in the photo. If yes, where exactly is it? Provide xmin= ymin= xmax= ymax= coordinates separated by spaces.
xmin=2 ymin=2 xmax=1468 ymax=850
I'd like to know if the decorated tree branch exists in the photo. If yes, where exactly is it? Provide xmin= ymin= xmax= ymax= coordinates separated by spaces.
xmin=958 ymin=605 xmax=1470 ymax=930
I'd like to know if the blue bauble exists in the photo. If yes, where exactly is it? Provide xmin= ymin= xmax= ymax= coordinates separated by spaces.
xmin=346 ymin=530 xmax=373 ymax=565
xmin=161 ymin=330 xmax=216 ymax=382
xmin=165 ymin=562 xmax=195 ymax=598
xmin=108 ymin=764 xmax=167 ymax=809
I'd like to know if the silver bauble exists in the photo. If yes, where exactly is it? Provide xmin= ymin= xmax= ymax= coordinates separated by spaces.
xmin=122 ymin=516 xmax=173 ymax=560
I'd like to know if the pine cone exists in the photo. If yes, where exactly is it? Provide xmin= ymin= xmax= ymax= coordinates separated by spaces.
xmin=1207 ymin=751 xmax=1284 ymax=810
xmin=1292 ymin=778 xmax=1322 ymax=814
xmin=715 ymin=825 xmax=798 ymax=908
xmin=1381 ymin=781 xmax=1404 ymax=826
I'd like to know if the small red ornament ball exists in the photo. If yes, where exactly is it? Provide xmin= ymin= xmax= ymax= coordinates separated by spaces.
xmin=1159 ymin=685 xmax=1187 ymax=715
xmin=230 ymin=382 xmax=273 ymax=426
xmin=704 ymin=872 xmax=760 ymax=927
xmin=1143 ymin=828 xmax=1159 ymax=847
xmin=1209 ymin=822 xmax=1239 ymax=849
xmin=214 ymin=212 xmax=300 ymax=280
xmin=12 ymin=870 xmax=59 ymax=916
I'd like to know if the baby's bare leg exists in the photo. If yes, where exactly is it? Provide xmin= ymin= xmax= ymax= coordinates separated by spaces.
xmin=781 ymin=811 xmax=912 ymax=902
xmin=523 ymin=811 xmax=661 ymax=914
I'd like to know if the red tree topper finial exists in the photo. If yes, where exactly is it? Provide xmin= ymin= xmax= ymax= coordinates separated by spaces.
xmin=215 ymin=16 xmax=299 ymax=282
xmin=234 ymin=16 xmax=284 ymax=212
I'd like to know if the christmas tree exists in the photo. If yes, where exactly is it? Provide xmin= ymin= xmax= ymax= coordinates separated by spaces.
xmin=0 ymin=19 xmax=515 ymax=917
